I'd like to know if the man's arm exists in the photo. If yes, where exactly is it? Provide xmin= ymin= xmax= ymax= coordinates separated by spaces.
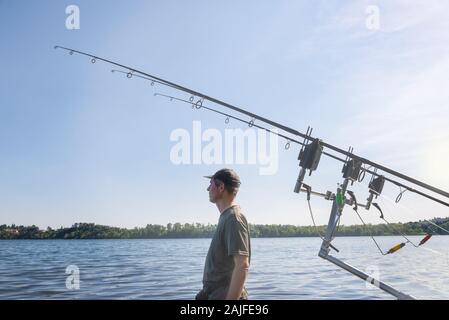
xmin=225 ymin=255 xmax=250 ymax=300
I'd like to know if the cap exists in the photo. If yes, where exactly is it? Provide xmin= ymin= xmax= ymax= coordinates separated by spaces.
xmin=204 ymin=168 xmax=241 ymax=189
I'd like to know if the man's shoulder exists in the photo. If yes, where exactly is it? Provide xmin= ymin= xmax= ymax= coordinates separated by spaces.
xmin=224 ymin=206 xmax=248 ymax=226
xmin=224 ymin=205 xmax=244 ymax=218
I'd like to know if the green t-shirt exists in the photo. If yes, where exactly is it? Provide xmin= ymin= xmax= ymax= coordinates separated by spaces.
xmin=202 ymin=205 xmax=251 ymax=299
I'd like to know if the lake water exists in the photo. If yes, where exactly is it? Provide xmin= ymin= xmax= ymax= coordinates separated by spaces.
xmin=0 ymin=236 xmax=448 ymax=300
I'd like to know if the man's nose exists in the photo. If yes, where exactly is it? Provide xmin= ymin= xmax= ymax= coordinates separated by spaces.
xmin=207 ymin=186 xmax=210 ymax=191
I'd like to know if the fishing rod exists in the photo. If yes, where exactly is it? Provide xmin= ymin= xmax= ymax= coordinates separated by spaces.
xmin=151 ymin=92 xmax=351 ymax=164
xmin=54 ymin=45 xmax=449 ymax=209
xmin=55 ymin=45 xmax=449 ymax=299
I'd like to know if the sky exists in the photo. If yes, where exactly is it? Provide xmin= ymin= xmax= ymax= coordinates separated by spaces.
xmin=0 ymin=0 xmax=448 ymax=229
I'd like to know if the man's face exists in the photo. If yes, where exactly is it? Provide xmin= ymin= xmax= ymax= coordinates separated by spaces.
xmin=207 ymin=179 xmax=224 ymax=203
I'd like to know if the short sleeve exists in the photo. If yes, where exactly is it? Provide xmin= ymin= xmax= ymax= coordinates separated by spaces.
xmin=224 ymin=215 xmax=250 ymax=257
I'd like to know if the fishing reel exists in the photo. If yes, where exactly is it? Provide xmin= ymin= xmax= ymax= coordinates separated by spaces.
xmin=366 ymin=175 xmax=385 ymax=210
xmin=294 ymin=127 xmax=323 ymax=193
xmin=341 ymin=147 xmax=362 ymax=186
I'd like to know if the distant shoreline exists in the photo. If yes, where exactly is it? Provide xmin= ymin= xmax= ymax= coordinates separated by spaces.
xmin=1 ymin=235 xmax=448 ymax=240
xmin=1 ymin=218 xmax=448 ymax=239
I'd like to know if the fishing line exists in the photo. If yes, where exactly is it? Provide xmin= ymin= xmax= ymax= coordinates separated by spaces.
xmin=381 ymin=194 xmax=449 ymax=235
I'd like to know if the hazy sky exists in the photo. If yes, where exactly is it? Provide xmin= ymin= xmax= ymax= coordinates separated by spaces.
xmin=1 ymin=0 xmax=448 ymax=229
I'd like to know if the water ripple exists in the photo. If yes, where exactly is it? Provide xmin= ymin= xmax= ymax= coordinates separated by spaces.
xmin=0 ymin=237 xmax=448 ymax=299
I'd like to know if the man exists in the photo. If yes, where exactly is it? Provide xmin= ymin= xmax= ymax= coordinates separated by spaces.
xmin=196 ymin=168 xmax=251 ymax=300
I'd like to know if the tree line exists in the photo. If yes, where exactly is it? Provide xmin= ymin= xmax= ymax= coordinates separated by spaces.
xmin=1 ymin=218 xmax=448 ymax=239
